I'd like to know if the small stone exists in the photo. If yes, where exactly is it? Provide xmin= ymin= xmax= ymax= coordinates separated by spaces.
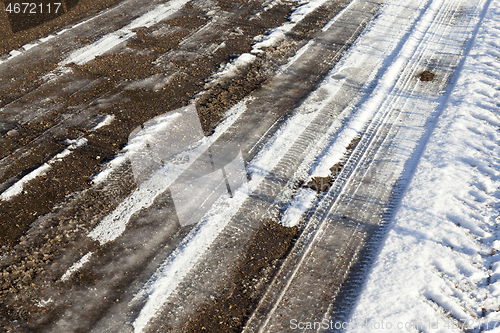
xmin=6 ymin=129 xmax=19 ymax=137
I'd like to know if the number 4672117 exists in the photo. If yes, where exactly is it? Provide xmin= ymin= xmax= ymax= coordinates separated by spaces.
xmin=5 ymin=3 xmax=62 ymax=14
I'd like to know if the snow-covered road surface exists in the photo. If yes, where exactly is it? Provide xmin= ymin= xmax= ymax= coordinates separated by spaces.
xmin=345 ymin=0 xmax=500 ymax=332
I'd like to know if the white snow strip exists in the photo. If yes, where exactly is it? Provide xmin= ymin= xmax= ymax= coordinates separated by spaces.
xmin=92 ymin=114 xmax=116 ymax=131
xmin=60 ymin=0 xmax=189 ymax=66
xmin=39 ymin=35 xmax=56 ymax=43
xmin=56 ymin=29 xmax=69 ymax=35
xmin=0 ymin=164 xmax=51 ymax=201
xmin=9 ymin=50 xmax=22 ymax=58
xmin=252 ymin=0 xmax=331 ymax=53
xmin=131 ymin=98 xmax=322 ymax=333
xmin=88 ymin=101 xmax=250 ymax=244
xmin=91 ymin=154 xmax=129 ymax=185
xmin=0 ymin=138 xmax=87 ymax=201
xmin=22 ymin=43 xmax=38 ymax=51
xmin=280 ymin=188 xmax=317 ymax=227
xmin=60 ymin=252 xmax=93 ymax=282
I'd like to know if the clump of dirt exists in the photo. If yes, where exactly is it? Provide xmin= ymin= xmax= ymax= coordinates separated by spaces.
xmin=304 ymin=136 xmax=359 ymax=193
xmin=347 ymin=135 xmax=360 ymax=150
xmin=329 ymin=162 xmax=342 ymax=175
xmin=306 ymin=175 xmax=334 ymax=192
xmin=180 ymin=220 xmax=299 ymax=333
xmin=419 ymin=70 xmax=435 ymax=81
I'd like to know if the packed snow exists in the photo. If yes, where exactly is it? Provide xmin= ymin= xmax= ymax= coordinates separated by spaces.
xmin=345 ymin=0 xmax=500 ymax=332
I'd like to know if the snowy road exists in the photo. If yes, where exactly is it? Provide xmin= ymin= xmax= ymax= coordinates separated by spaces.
xmin=1 ymin=0 xmax=500 ymax=332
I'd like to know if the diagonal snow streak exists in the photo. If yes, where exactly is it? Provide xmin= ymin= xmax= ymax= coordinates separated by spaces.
xmin=131 ymin=109 xmax=319 ymax=333
xmin=0 ymin=138 xmax=87 ymax=201
xmin=60 ymin=0 xmax=190 ymax=66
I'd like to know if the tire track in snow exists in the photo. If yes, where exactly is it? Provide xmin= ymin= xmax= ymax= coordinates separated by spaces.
xmin=243 ymin=0 xmax=489 ymax=331
xmin=10 ymin=1 xmax=365 ymax=332
xmin=119 ymin=1 xmax=382 ymax=331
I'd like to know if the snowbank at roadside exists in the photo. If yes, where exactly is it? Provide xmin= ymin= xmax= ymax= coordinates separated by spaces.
xmin=346 ymin=1 xmax=500 ymax=332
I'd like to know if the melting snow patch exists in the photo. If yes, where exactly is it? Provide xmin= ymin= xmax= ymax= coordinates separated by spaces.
xmin=251 ymin=0 xmax=332 ymax=53
xmin=60 ymin=252 xmax=93 ymax=281
xmin=92 ymin=114 xmax=115 ymax=131
xmin=214 ymin=53 xmax=256 ymax=80
xmin=280 ymin=188 xmax=317 ymax=227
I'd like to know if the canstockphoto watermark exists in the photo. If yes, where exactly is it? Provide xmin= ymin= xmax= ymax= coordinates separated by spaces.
xmin=128 ymin=104 xmax=247 ymax=227
xmin=289 ymin=319 xmax=439 ymax=331
xmin=290 ymin=318 xmax=500 ymax=331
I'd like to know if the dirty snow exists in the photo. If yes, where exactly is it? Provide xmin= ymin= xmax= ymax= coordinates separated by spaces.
xmin=91 ymin=114 xmax=115 ymax=131
xmin=214 ymin=53 xmax=256 ymax=79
